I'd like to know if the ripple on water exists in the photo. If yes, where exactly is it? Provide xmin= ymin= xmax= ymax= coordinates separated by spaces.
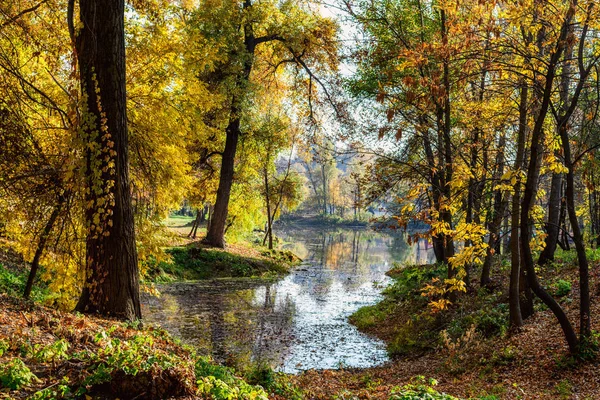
xmin=141 ymin=227 xmax=434 ymax=373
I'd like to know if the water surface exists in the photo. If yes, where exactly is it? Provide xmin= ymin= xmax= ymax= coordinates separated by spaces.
xmin=141 ymin=227 xmax=434 ymax=373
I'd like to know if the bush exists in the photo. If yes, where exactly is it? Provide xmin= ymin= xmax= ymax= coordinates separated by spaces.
xmin=384 ymin=264 xmax=447 ymax=302
xmin=0 ymin=264 xmax=48 ymax=302
xmin=245 ymin=365 xmax=303 ymax=400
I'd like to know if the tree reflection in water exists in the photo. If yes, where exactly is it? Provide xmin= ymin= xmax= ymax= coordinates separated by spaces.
xmin=141 ymin=227 xmax=434 ymax=372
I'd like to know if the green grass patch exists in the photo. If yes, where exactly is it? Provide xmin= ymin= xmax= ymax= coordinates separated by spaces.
xmin=145 ymin=245 xmax=292 ymax=282
xmin=0 ymin=263 xmax=48 ymax=302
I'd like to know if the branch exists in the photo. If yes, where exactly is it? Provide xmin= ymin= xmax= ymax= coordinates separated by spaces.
xmin=0 ymin=0 xmax=48 ymax=31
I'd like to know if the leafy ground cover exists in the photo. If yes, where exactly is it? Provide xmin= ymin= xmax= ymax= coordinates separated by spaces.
xmin=0 ymin=292 xmax=307 ymax=400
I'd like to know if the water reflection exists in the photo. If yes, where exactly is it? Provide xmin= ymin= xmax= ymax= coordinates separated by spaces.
xmin=141 ymin=227 xmax=434 ymax=373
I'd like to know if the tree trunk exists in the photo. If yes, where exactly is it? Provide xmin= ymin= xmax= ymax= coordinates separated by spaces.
xmin=538 ymin=173 xmax=563 ymax=264
xmin=518 ymin=4 xmax=579 ymax=352
xmin=509 ymin=82 xmax=528 ymax=329
xmin=205 ymin=115 xmax=241 ymax=248
xmin=481 ymin=134 xmax=506 ymax=287
xmin=24 ymin=194 xmax=65 ymax=299
xmin=73 ymin=0 xmax=141 ymax=320
xmin=204 ymin=1 xmax=257 ymax=248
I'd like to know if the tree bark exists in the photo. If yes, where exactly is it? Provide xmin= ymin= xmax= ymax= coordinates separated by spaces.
xmin=509 ymin=82 xmax=527 ymax=329
xmin=74 ymin=0 xmax=141 ymax=320
xmin=538 ymin=173 xmax=563 ymax=264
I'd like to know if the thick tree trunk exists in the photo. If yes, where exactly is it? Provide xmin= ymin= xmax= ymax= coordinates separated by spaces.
xmin=74 ymin=0 xmax=141 ymax=320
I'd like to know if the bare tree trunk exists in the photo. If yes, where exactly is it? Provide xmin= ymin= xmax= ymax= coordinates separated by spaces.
xmin=205 ymin=114 xmax=241 ymax=248
xmin=509 ymin=82 xmax=527 ymax=329
xmin=539 ymin=173 xmax=563 ymax=264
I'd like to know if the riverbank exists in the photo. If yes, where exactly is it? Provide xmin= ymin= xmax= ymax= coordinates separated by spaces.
xmin=291 ymin=250 xmax=600 ymax=399
xmin=144 ymin=242 xmax=299 ymax=283
xmin=0 ymin=292 xmax=309 ymax=400
xmin=277 ymin=214 xmax=369 ymax=229
xmin=144 ymin=215 xmax=301 ymax=283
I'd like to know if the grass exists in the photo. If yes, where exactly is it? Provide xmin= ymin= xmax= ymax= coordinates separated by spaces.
xmin=0 ymin=263 xmax=48 ymax=303
xmin=349 ymin=263 xmax=510 ymax=357
xmin=144 ymin=243 xmax=298 ymax=283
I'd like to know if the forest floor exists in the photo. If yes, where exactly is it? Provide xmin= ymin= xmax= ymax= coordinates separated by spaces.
xmin=0 ymin=292 xmax=294 ymax=400
xmin=292 ymin=251 xmax=600 ymax=399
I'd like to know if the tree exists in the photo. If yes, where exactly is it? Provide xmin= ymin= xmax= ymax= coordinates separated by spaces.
xmin=72 ymin=0 xmax=141 ymax=320
xmin=188 ymin=0 xmax=338 ymax=248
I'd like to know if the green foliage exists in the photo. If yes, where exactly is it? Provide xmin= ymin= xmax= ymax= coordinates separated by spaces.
xmin=0 ymin=358 xmax=37 ymax=390
xmin=350 ymin=264 xmax=449 ymax=356
xmin=195 ymin=358 xmax=268 ymax=400
xmin=245 ymin=365 xmax=303 ymax=400
xmin=554 ymin=379 xmax=573 ymax=399
xmin=384 ymin=264 xmax=447 ymax=302
xmin=79 ymin=330 xmax=181 ymax=389
xmin=33 ymin=339 xmax=69 ymax=363
xmin=388 ymin=313 xmax=440 ymax=357
xmin=388 ymin=377 xmax=458 ymax=400
xmin=145 ymin=245 xmax=289 ymax=282
xmin=0 ymin=339 xmax=9 ymax=357
xmin=0 ymin=264 xmax=47 ymax=302
xmin=30 ymin=377 xmax=72 ymax=400
xmin=553 ymin=279 xmax=572 ymax=297
xmin=578 ymin=330 xmax=600 ymax=361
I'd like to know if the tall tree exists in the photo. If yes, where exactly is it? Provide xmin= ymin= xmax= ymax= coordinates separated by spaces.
xmin=72 ymin=0 xmax=141 ymax=320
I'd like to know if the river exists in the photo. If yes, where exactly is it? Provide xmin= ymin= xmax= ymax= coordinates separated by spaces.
xmin=141 ymin=227 xmax=434 ymax=373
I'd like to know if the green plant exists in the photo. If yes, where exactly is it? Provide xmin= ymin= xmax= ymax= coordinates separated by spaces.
xmin=388 ymin=376 xmax=459 ymax=399
xmin=0 ymin=339 xmax=9 ymax=357
xmin=0 ymin=358 xmax=37 ymax=390
xmin=245 ymin=365 xmax=303 ymax=400
xmin=33 ymin=339 xmax=69 ymax=362
xmin=30 ymin=377 xmax=72 ymax=399
xmin=195 ymin=357 xmax=268 ymax=400
xmin=554 ymin=379 xmax=573 ymax=399
xmin=578 ymin=330 xmax=600 ymax=361
xmin=0 ymin=264 xmax=48 ymax=302
xmin=554 ymin=279 xmax=572 ymax=297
